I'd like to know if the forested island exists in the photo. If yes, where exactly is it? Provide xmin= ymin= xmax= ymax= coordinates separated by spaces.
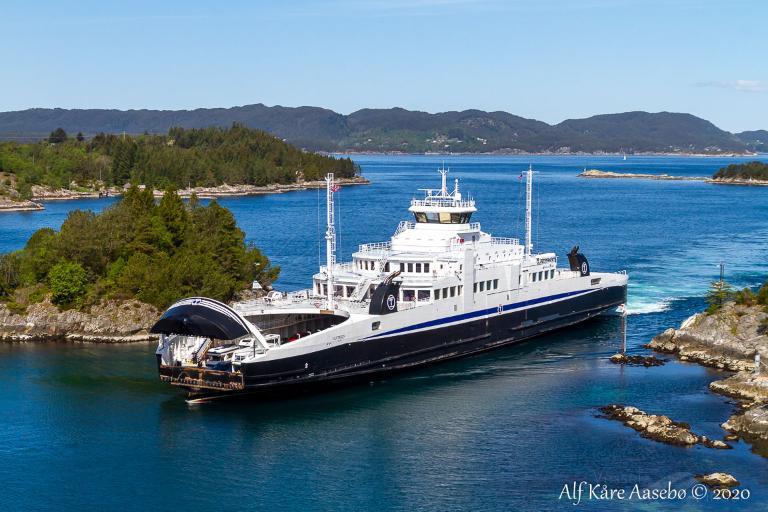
xmin=0 ymin=187 xmax=278 ymax=341
xmin=0 ymin=125 xmax=360 ymax=205
xmin=713 ymin=161 xmax=768 ymax=182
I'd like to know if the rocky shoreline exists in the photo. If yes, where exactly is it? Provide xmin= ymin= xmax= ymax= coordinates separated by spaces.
xmin=160 ymin=175 xmax=369 ymax=199
xmin=0 ymin=298 xmax=160 ymax=343
xmin=578 ymin=169 xmax=768 ymax=186
xmin=0 ymin=176 xmax=369 ymax=213
xmin=646 ymin=302 xmax=768 ymax=455
xmin=0 ymin=196 xmax=45 ymax=212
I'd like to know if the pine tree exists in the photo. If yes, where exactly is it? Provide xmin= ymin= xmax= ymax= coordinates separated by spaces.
xmin=706 ymin=279 xmax=734 ymax=314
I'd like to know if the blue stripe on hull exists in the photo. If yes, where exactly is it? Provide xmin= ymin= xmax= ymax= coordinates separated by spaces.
xmin=367 ymin=288 xmax=594 ymax=339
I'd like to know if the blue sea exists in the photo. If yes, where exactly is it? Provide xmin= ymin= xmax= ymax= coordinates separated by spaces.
xmin=1 ymin=155 xmax=767 ymax=511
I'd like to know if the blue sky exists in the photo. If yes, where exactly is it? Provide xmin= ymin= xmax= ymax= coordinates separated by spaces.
xmin=1 ymin=0 xmax=766 ymax=132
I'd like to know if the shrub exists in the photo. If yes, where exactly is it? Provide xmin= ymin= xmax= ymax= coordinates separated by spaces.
xmin=734 ymin=287 xmax=757 ymax=306
xmin=48 ymin=261 xmax=88 ymax=307
xmin=758 ymin=281 xmax=768 ymax=306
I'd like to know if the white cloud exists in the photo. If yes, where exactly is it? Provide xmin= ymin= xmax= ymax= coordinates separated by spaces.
xmin=696 ymin=80 xmax=767 ymax=93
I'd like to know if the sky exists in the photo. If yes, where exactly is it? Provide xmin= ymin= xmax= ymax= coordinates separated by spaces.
xmin=1 ymin=0 xmax=766 ymax=132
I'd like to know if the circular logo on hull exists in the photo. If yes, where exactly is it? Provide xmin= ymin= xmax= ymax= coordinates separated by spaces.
xmin=386 ymin=294 xmax=396 ymax=311
xmin=581 ymin=262 xmax=589 ymax=274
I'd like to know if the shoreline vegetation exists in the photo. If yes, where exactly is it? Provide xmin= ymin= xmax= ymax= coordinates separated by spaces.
xmin=0 ymin=185 xmax=280 ymax=343
xmin=579 ymin=161 xmax=768 ymax=186
xmin=0 ymin=125 xmax=362 ymax=212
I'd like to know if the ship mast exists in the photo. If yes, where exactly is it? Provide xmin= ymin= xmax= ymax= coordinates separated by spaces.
xmin=325 ymin=173 xmax=336 ymax=310
xmin=525 ymin=165 xmax=533 ymax=257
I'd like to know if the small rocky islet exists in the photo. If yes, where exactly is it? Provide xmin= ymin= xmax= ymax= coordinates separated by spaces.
xmin=600 ymin=290 xmax=768 ymax=488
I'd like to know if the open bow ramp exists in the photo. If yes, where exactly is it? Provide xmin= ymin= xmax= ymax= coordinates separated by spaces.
xmin=153 ymin=298 xmax=264 ymax=393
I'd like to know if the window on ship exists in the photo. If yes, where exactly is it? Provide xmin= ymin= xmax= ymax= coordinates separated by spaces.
xmin=413 ymin=212 xmax=473 ymax=224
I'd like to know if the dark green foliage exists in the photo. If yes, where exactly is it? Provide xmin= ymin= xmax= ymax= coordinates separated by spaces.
xmin=76 ymin=132 xmax=85 ymax=142
xmin=706 ymin=280 xmax=734 ymax=314
xmin=713 ymin=161 xmax=768 ymax=180
xmin=1 ymin=189 xmax=279 ymax=309
xmin=48 ymin=127 xmax=67 ymax=144
xmin=0 ymin=125 xmax=358 ymax=192
xmin=48 ymin=261 xmax=87 ymax=307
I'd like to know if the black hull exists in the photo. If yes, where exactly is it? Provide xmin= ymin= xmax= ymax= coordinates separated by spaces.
xmin=160 ymin=285 xmax=626 ymax=401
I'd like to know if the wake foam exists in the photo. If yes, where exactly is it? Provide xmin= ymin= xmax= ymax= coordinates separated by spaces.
xmin=625 ymin=297 xmax=674 ymax=315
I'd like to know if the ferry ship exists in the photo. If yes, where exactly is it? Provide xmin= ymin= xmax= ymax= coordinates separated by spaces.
xmin=153 ymin=167 xmax=628 ymax=401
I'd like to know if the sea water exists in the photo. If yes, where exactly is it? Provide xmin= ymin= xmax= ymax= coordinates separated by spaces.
xmin=0 ymin=155 xmax=767 ymax=511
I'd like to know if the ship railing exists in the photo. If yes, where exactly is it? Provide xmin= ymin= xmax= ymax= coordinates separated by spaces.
xmin=394 ymin=221 xmax=415 ymax=235
xmin=410 ymin=198 xmax=476 ymax=208
xmin=319 ymin=262 xmax=355 ymax=274
xmin=490 ymin=237 xmax=520 ymax=245
xmin=359 ymin=241 xmax=392 ymax=252
xmin=235 ymin=289 xmax=322 ymax=311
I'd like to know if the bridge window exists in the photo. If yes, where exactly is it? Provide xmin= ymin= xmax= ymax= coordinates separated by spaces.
xmin=486 ymin=280 xmax=491 ymax=291
xmin=416 ymin=263 xmax=422 ymax=273
xmin=407 ymin=263 xmax=413 ymax=273
xmin=473 ymin=283 xmax=477 ymax=293
xmin=532 ymin=273 xmax=536 ymax=282
xmin=458 ymin=285 xmax=463 ymax=295
xmin=418 ymin=290 xmax=430 ymax=301
xmin=450 ymin=286 xmax=456 ymax=297
xmin=413 ymin=212 xmax=473 ymax=224
xmin=384 ymin=262 xmax=390 ymax=272
xmin=493 ymin=279 xmax=499 ymax=289
xmin=424 ymin=263 xmax=430 ymax=273
xmin=538 ymin=271 xmax=543 ymax=281
xmin=443 ymin=287 xmax=448 ymax=298
xmin=550 ymin=269 xmax=555 ymax=279
xmin=400 ymin=263 xmax=405 ymax=272
xmin=403 ymin=289 xmax=415 ymax=302
xmin=479 ymin=281 xmax=485 ymax=292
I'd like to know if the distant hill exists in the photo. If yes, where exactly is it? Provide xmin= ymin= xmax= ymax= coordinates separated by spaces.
xmin=736 ymin=130 xmax=768 ymax=153
xmin=0 ymin=104 xmax=757 ymax=154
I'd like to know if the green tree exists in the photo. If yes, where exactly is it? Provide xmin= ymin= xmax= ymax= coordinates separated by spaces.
xmin=706 ymin=279 xmax=734 ymax=314
xmin=48 ymin=261 xmax=88 ymax=307
xmin=76 ymin=132 xmax=85 ymax=142
xmin=48 ymin=128 xmax=68 ymax=144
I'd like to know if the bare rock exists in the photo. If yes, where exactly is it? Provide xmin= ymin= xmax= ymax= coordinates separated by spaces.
xmin=609 ymin=353 xmax=666 ymax=367
xmin=696 ymin=472 xmax=740 ymax=488
xmin=646 ymin=304 xmax=766 ymax=372
xmin=1 ymin=297 xmax=160 ymax=342
xmin=710 ymin=373 xmax=768 ymax=403
xmin=599 ymin=404 xmax=728 ymax=449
